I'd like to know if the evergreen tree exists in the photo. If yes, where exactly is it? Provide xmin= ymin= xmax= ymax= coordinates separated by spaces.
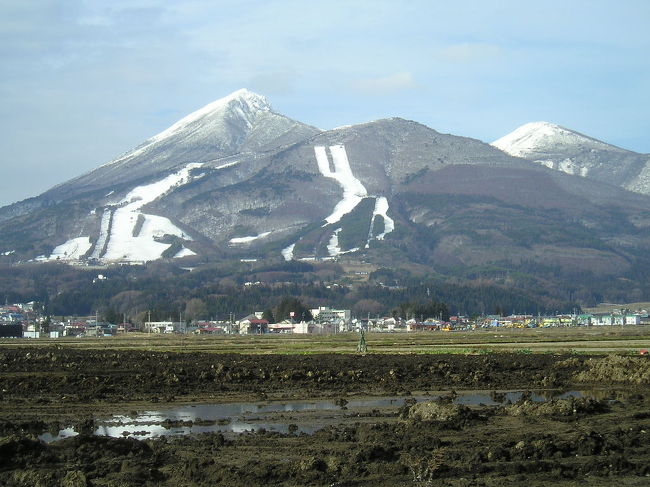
xmin=275 ymin=297 xmax=313 ymax=322
xmin=262 ymin=308 xmax=275 ymax=323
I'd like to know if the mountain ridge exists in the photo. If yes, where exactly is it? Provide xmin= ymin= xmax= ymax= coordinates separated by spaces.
xmin=492 ymin=121 xmax=650 ymax=195
xmin=1 ymin=90 xmax=649 ymax=305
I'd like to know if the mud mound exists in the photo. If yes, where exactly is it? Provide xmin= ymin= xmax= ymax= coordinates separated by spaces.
xmin=574 ymin=355 xmax=650 ymax=385
xmin=0 ymin=348 xmax=581 ymax=405
xmin=1 ymin=348 xmax=649 ymax=485
xmin=503 ymin=397 xmax=609 ymax=418
xmin=406 ymin=401 xmax=465 ymax=422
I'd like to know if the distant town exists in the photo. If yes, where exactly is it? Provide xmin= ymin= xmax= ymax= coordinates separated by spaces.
xmin=2 ymin=302 xmax=648 ymax=339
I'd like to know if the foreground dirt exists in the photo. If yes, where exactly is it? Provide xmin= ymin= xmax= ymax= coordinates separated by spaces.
xmin=0 ymin=347 xmax=649 ymax=486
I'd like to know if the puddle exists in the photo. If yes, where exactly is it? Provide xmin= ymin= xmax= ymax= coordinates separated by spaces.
xmin=40 ymin=389 xmax=589 ymax=442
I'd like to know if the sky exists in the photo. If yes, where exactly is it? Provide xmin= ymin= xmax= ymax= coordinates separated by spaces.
xmin=1 ymin=0 xmax=649 ymax=207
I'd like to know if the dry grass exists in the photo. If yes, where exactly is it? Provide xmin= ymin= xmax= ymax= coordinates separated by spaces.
xmin=2 ymin=326 xmax=649 ymax=355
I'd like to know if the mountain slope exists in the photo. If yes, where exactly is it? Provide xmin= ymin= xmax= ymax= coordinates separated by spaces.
xmin=0 ymin=95 xmax=649 ymax=305
xmin=492 ymin=121 xmax=650 ymax=195
xmin=49 ymin=89 xmax=320 ymax=199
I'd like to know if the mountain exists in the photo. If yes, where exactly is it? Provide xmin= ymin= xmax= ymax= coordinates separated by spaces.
xmin=49 ymin=89 xmax=319 ymax=201
xmin=492 ymin=121 xmax=650 ymax=195
xmin=0 ymin=89 xmax=319 ymax=223
xmin=1 ymin=92 xmax=649 ymax=305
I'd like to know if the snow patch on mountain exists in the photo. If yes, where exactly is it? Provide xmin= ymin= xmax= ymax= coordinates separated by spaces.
xmin=326 ymin=228 xmax=361 ymax=257
xmin=314 ymin=145 xmax=368 ymax=225
xmin=215 ymin=160 xmax=241 ymax=170
xmin=90 ymin=210 xmax=112 ymax=260
xmin=327 ymin=228 xmax=342 ymax=256
xmin=539 ymin=158 xmax=589 ymax=177
xmin=366 ymin=197 xmax=394 ymax=247
xmin=229 ymin=231 xmax=272 ymax=245
xmin=174 ymin=247 xmax=196 ymax=258
xmin=281 ymin=243 xmax=295 ymax=261
xmin=283 ymin=145 xmax=396 ymax=261
xmin=626 ymin=163 xmax=650 ymax=193
xmin=44 ymin=237 xmax=93 ymax=261
xmin=492 ymin=121 xmax=623 ymax=158
xmin=96 ymin=163 xmax=202 ymax=262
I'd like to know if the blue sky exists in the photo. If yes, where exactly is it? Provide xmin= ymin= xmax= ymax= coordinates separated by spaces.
xmin=1 ymin=0 xmax=648 ymax=207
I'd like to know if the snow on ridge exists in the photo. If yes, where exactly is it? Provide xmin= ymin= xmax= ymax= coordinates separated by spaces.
xmin=215 ymin=160 xmax=241 ymax=170
xmin=147 ymin=89 xmax=270 ymax=145
xmin=492 ymin=121 xmax=622 ymax=158
xmin=314 ymin=145 xmax=368 ymax=225
xmin=331 ymin=119 xmax=382 ymax=131
xmin=103 ymin=89 xmax=269 ymax=168
xmin=119 ymin=162 xmax=203 ymax=207
xmin=229 ymin=231 xmax=271 ymax=245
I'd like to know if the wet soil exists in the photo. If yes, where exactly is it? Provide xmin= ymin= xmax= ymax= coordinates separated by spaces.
xmin=0 ymin=348 xmax=649 ymax=485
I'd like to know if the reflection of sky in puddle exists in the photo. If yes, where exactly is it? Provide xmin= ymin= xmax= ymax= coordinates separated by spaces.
xmin=39 ymin=427 xmax=78 ymax=443
xmin=40 ymin=390 xmax=587 ymax=443
xmin=94 ymin=421 xmax=321 ymax=439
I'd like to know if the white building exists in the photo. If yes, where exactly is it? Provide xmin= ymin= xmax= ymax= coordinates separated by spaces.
xmin=310 ymin=306 xmax=351 ymax=323
xmin=590 ymin=314 xmax=641 ymax=326
xmin=144 ymin=321 xmax=176 ymax=333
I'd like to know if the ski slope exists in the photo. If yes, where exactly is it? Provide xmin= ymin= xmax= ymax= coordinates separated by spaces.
xmin=314 ymin=145 xmax=368 ymax=225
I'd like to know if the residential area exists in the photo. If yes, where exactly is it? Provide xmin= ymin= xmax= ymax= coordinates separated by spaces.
xmin=1 ymin=302 xmax=649 ymax=338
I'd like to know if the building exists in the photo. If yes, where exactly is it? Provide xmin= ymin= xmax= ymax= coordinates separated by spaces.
xmin=310 ymin=306 xmax=351 ymax=323
xmin=144 ymin=321 xmax=176 ymax=333
xmin=238 ymin=314 xmax=269 ymax=334
xmin=590 ymin=313 xmax=642 ymax=326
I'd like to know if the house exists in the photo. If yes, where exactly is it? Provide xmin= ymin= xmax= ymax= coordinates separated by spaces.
xmin=195 ymin=325 xmax=225 ymax=335
xmin=268 ymin=322 xmax=294 ymax=334
xmin=291 ymin=321 xmax=312 ymax=334
xmin=64 ymin=322 xmax=86 ymax=337
xmin=378 ymin=317 xmax=397 ymax=330
xmin=238 ymin=315 xmax=269 ymax=334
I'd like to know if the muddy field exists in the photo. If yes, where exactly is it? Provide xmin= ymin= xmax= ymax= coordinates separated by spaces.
xmin=0 ymin=345 xmax=649 ymax=486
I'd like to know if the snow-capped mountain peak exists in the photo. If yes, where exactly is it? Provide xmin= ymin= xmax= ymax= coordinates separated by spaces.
xmin=147 ymin=88 xmax=271 ymax=145
xmin=491 ymin=121 xmax=624 ymax=158
xmin=491 ymin=121 xmax=650 ymax=194
xmin=96 ymin=89 xmax=280 ymax=172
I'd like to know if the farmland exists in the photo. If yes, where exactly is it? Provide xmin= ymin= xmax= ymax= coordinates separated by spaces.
xmin=1 ymin=327 xmax=649 ymax=486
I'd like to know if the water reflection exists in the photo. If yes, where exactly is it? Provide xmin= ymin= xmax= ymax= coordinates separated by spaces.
xmin=40 ymin=389 xmax=588 ymax=443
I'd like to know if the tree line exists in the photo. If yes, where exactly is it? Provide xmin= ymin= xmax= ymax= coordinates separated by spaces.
xmin=0 ymin=261 xmax=586 ymax=324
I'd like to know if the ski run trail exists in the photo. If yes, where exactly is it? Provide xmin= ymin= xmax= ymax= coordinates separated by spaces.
xmin=283 ymin=144 xmax=394 ymax=260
